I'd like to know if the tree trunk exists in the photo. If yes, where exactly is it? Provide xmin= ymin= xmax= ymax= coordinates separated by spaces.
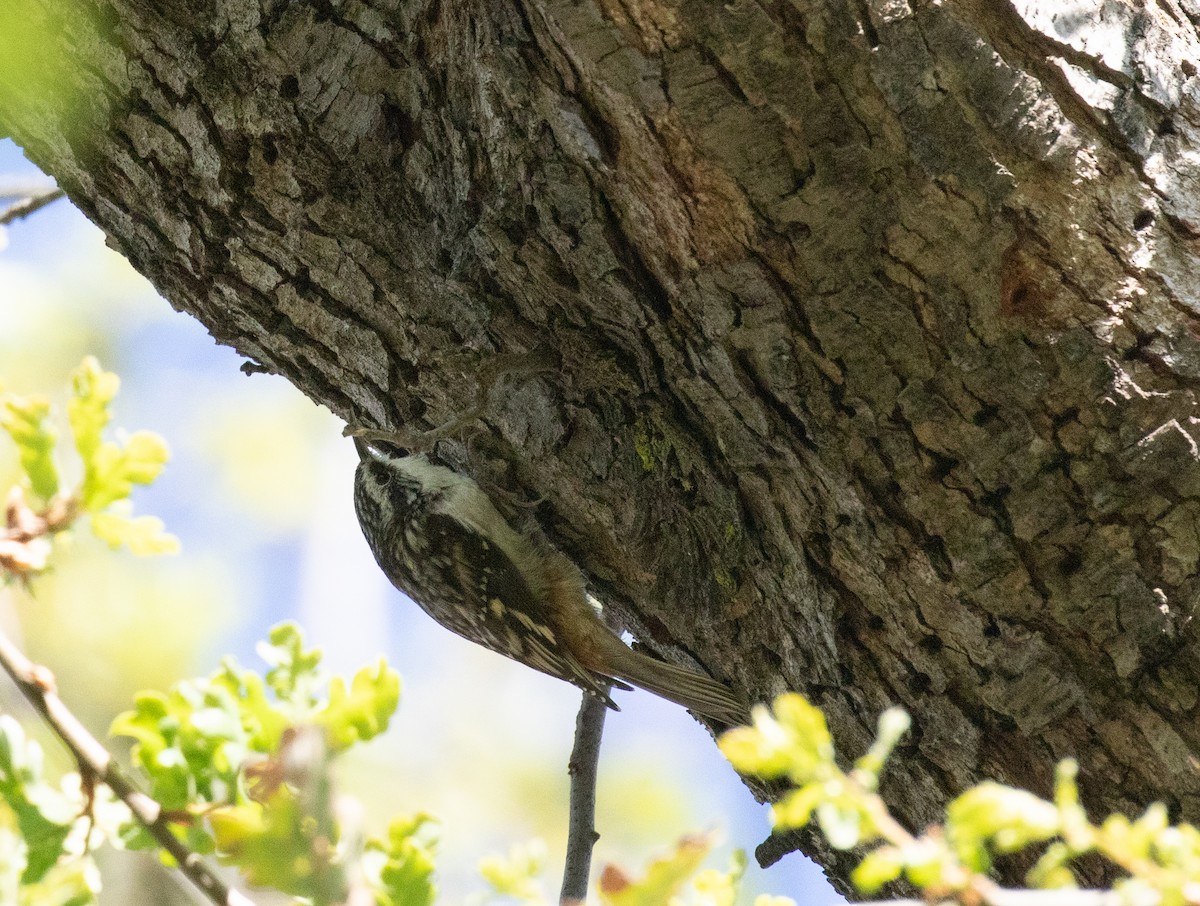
xmin=4 ymin=0 xmax=1199 ymax=887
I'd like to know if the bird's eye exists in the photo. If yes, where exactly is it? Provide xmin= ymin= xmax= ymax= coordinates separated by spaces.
xmin=369 ymin=462 xmax=394 ymax=486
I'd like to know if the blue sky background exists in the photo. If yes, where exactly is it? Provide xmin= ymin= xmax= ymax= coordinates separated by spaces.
xmin=0 ymin=136 xmax=840 ymax=904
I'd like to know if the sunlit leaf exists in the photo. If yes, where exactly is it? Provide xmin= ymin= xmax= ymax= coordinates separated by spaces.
xmin=0 ymin=395 xmax=58 ymax=501
xmin=719 ymin=695 xmax=835 ymax=785
xmin=211 ymin=664 xmax=290 ymax=753
xmin=479 ymin=839 xmax=546 ymax=904
xmin=66 ymin=357 xmax=117 ymax=465
xmin=318 ymin=659 xmax=401 ymax=751
xmin=770 ymin=784 xmax=823 ymax=830
xmin=1026 ymin=841 xmax=1077 ymax=890
xmin=900 ymin=836 xmax=956 ymax=891
xmin=0 ymin=717 xmax=76 ymax=885
xmin=259 ymin=622 xmax=324 ymax=706
xmin=690 ymin=849 xmax=746 ymax=906
xmin=851 ymin=846 xmax=904 ymax=893
xmin=817 ymin=800 xmax=864 ymax=851
xmin=718 ymin=724 xmax=791 ymax=779
xmin=210 ymin=787 xmax=326 ymax=897
xmin=599 ymin=833 xmax=715 ymax=906
xmin=78 ymin=430 xmax=169 ymax=513
xmin=365 ymin=814 xmax=438 ymax=906
xmin=947 ymin=782 xmax=1059 ymax=871
xmin=90 ymin=508 xmax=179 ymax=556
xmin=854 ymin=708 xmax=910 ymax=787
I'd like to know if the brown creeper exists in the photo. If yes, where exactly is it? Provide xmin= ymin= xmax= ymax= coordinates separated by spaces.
xmin=353 ymin=441 xmax=746 ymax=724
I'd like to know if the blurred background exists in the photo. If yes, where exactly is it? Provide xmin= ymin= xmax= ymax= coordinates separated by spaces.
xmin=0 ymin=137 xmax=838 ymax=904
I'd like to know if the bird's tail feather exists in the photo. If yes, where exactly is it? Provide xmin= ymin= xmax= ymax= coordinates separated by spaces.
xmin=611 ymin=648 xmax=748 ymax=726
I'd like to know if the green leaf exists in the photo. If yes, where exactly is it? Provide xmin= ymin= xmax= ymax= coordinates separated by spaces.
xmin=1151 ymin=822 xmax=1200 ymax=871
xmin=1094 ymin=801 xmax=1173 ymax=874
xmin=109 ymin=624 xmax=410 ymax=897
xmin=852 ymin=846 xmax=904 ymax=893
xmin=770 ymin=784 xmax=823 ymax=830
xmin=599 ymin=833 xmax=715 ymax=906
xmin=110 ymin=681 xmax=246 ymax=821
xmin=0 ymin=717 xmax=76 ymax=885
xmin=22 ymin=859 xmax=100 ymax=906
xmin=318 ymin=659 xmax=401 ymax=751
xmin=816 ymin=800 xmax=864 ymax=851
xmin=720 ymin=695 xmax=835 ymax=785
xmin=90 ymin=508 xmax=180 ymax=556
xmin=210 ymin=787 xmax=327 ymax=898
xmin=947 ymin=782 xmax=1059 ymax=872
xmin=211 ymin=663 xmax=290 ymax=753
xmin=365 ymin=814 xmax=438 ymax=906
xmin=690 ymin=850 xmax=746 ymax=906
xmin=901 ymin=837 xmax=957 ymax=891
xmin=65 ymin=358 xmax=174 ymax=543
xmin=773 ymin=693 xmax=834 ymax=762
xmin=1054 ymin=759 xmax=1092 ymax=852
xmin=67 ymin=357 xmax=118 ymax=464
xmin=0 ymin=825 xmax=30 ymax=905
xmin=0 ymin=821 xmax=102 ymax=906
xmin=108 ymin=691 xmax=170 ymax=748
xmin=260 ymin=622 xmax=325 ymax=706
xmin=718 ymin=724 xmax=792 ymax=779
xmin=854 ymin=708 xmax=910 ymax=788
xmin=78 ymin=430 xmax=170 ymax=513
xmin=0 ymin=395 xmax=59 ymax=501
xmin=478 ymin=840 xmax=546 ymax=904
xmin=1026 ymin=841 xmax=1077 ymax=889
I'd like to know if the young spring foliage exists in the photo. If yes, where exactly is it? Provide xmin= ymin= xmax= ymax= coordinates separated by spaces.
xmin=720 ymin=693 xmax=1200 ymax=905
xmin=471 ymin=832 xmax=796 ymax=906
xmin=364 ymin=813 xmax=439 ymax=906
xmin=0 ymin=620 xmax=426 ymax=906
xmin=110 ymin=623 xmax=401 ymax=896
xmin=595 ymin=835 xmax=796 ymax=906
xmin=0 ymin=715 xmax=126 ymax=906
xmin=0 ymin=355 xmax=177 ymax=571
xmin=479 ymin=839 xmax=549 ymax=904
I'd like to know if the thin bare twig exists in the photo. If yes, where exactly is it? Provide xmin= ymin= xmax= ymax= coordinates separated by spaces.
xmin=559 ymin=685 xmax=611 ymax=906
xmin=0 ymin=625 xmax=257 ymax=906
xmin=0 ymin=187 xmax=66 ymax=225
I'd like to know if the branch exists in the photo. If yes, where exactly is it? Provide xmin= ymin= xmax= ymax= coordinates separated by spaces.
xmin=0 ymin=624 xmax=258 ymax=906
xmin=559 ymin=687 xmax=610 ymax=906
xmin=0 ymin=186 xmax=65 ymax=225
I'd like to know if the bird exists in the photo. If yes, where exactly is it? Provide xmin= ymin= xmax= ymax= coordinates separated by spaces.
xmin=352 ymin=439 xmax=746 ymax=725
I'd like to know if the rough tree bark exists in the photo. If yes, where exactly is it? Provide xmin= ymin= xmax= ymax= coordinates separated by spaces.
xmin=3 ymin=0 xmax=1199 ymax=889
